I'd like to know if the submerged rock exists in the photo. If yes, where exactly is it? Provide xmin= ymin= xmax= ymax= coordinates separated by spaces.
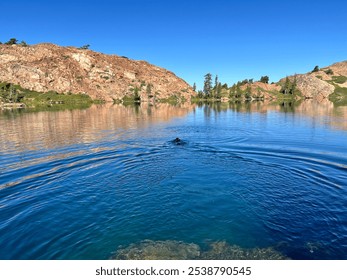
xmin=200 ymin=241 xmax=289 ymax=260
xmin=112 ymin=240 xmax=201 ymax=260
xmin=111 ymin=240 xmax=288 ymax=260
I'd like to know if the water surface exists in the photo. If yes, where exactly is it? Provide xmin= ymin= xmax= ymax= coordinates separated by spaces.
xmin=0 ymin=100 xmax=346 ymax=259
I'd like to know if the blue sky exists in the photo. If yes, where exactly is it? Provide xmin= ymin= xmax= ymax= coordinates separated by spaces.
xmin=1 ymin=0 xmax=347 ymax=89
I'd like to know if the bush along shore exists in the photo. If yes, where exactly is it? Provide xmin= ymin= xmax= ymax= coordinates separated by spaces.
xmin=0 ymin=82 xmax=99 ymax=111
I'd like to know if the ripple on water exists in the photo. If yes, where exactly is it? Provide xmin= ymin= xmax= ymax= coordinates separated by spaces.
xmin=1 ymin=104 xmax=347 ymax=260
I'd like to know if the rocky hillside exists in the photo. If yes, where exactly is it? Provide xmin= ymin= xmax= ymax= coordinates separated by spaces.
xmin=0 ymin=43 xmax=194 ymax=102
xmin=280 ymin=61 xmax=347 ymax=100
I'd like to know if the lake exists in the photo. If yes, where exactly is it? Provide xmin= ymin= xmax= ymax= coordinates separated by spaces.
xmin=0 ymin=100 xmax=346 ymax=259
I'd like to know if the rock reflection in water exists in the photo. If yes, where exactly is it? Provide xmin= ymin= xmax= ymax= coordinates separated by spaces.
xmin=0 ymin=103 xmax=194 ymax=151
xmin=112 ymin=240 xmax=288 ymax=260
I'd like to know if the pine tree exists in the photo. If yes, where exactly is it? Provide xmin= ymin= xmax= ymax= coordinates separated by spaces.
xmin=235 ymin=84 xmax=242 ymax=98
xmin=312 ymin=65 xmax=319 ymax=73
xmin=216 ymin=82 xmax=222 ymax=98
xmin=260 ymin=76 xmax=269 ymax=84
xmin=5 ymin=38 xmax=18 ymax=45
xmin=283 ymin=77 xmax=290 ymax=94
xmin=203 ymin=73 xmax=212 ymax=97
xmin=245 ymin=85 xmax=252 ymax=100
xmin=291 ymin=76 xmax=297 ymax=95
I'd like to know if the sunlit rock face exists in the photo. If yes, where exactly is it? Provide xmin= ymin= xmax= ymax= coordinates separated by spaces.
xmin=0 ymin=44 xmax=195 ymax=102
xmin=279 ymin=61 xmax=347 ymax=100
xmin=111 ymin=240 xmax=288 ymax=260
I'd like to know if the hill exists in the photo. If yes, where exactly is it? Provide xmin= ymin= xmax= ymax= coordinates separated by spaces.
xmin=278 ymin=61 xmax=347 ymax=101
xmin=0 ymin=43 xmax=194 ymax=102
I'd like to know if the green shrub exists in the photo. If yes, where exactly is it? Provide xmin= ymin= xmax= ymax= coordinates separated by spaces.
xmin=325 ymin=69 xmax=334 ymax=75
xmin=332 ymin=76 xmax=347 ymax=84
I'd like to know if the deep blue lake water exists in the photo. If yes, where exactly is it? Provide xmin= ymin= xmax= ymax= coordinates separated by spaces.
xmin=0 ymin=101 xmax=346 ymax=259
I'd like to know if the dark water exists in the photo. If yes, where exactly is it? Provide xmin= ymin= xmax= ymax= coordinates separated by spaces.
xmin=0 ymin=101 xmax=346 ymax=259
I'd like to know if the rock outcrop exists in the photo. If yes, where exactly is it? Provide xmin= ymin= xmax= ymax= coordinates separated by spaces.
xmin=280 ymin=61 xmax=347 ymax=100
xmin=291 ymin=74 xmax=335 ymax=100
xmin=0 ymin=43 xmax=195 ymax=102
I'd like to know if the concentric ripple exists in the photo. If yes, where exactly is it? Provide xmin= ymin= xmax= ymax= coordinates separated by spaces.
xmin=0 ymin=103 xmax=346 ymax=259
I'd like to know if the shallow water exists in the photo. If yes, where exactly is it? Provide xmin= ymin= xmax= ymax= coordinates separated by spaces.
xmin=0 ymin=101 xmax=346 ymax=259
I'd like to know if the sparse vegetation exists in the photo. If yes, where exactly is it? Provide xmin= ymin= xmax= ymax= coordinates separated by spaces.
xmin=1 ymin=82 xmax=94 ymax=110
xmin=329 ymin=84 xmax=347 ymax=106
xmin=325 ymin=69 xmax=334 ymax=75
xmin=78 ymin=44 xmax=90 ymax=50
xmin=331 ymin=75 xmax=347 ymax=84
xmin=0 ymin=83 xmax=24 ymax=103
xmin=19 ymin=41 xmax=28 ymax=47
xmin=2 ymin=38 xmax=29 ymax=46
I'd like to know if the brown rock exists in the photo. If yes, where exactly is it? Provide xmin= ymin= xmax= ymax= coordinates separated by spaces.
xmin=0 ymin=43 xmax=195 ymax=102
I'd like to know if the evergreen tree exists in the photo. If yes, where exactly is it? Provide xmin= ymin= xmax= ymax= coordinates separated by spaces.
xmin=291 ymin=76 xmax=297 ymax=94
xmin=235 ymin=84 xmax=242 ymax=98
xmin=203 ymin=73 xmax=212 ymax=97
xmin=79 ymin=44 xmax=90 ymax=50
xmin=260 ymin=76 xmax=269 ymax=84
xmin=213 ymin=75 xmax=219 ymax=98
xmin=282 ymin=77 xmax=290 ymax=94
xmin=216 ymin=82 xmax=222 ymax=98
xmin=214 ymin=75 xmax=219 ymax=89
xmin=281 ymin=76 xmax=297 ymax=95
xmin=245 ymin=85 xmax=252 ymax=100
xmin=5 ymin=38 xmax=18 ymax=45
xmin=20 ymin=40 xmax=28 ymax=47
xmin=192 ymin=82 xmax=196 ymax=92
xmin=312 ymin=65 xmax=319 ymax=72
xmin=229 ymin=84 xmax=236 ymax=98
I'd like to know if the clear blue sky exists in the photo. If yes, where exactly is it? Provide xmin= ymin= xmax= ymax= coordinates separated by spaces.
xmin=1 ymin=0 xmax=347 ymax=89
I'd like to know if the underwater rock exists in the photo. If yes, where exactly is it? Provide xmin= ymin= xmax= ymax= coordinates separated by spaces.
xmin=112 ymin=240 xmax=201 ymax=260
xmin=111 ymin=240 xmax=289 ymax=260
xmin=200 ymin=241 xmax=289 ymax=260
